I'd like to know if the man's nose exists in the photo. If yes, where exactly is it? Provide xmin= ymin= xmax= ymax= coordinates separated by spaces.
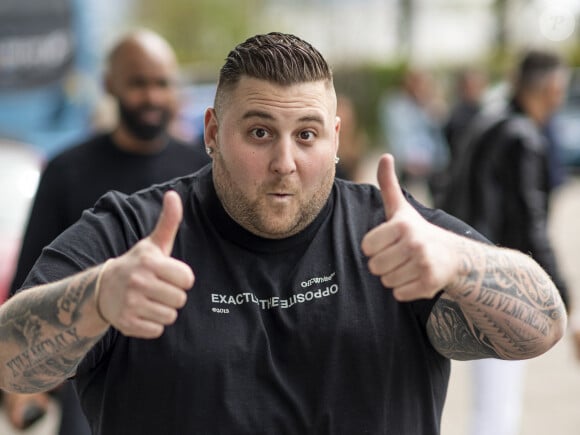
xmin=269 ymin=137 xmax=297 ymax=175
xmin=142 ymin=84 xmax=167 ymax=106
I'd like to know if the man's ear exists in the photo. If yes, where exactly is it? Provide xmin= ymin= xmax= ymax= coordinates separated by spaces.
xmin=204 ymin=108 xmax=218 ymax=151
xmin=334 ymin=115 xmax=341 ymax=155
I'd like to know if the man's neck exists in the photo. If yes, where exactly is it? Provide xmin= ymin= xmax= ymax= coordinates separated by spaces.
xmin=516 ymin=95 xmax=549 ymax=126
xmin=112 ymin=128 xmax=169 ymax=155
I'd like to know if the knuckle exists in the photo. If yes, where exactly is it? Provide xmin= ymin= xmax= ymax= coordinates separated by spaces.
xmin=149 ymin=325 xmax=164 ymax=338
xmin=396 ymin=220 xmax=411 ymax=237
xmin=419 ymin=273 xmax=437 ymax=291
xmin=165 ymin=310 xmax=178 ymax=325
xmin=185 ymin=270 xmax=195 ymax=288
xmin=361 ymin=237 xmax=372 ymax=256
xmin=127 ymin=272 xmax=146 ymax=290
xmin=418 ymin=254 xmax=434 ymax=274
xmin=406 ymin=237 xmax=422 ymax=255
xmin=380 ymin=275 xmax=391 ymax=288
xmin=139 ymin=251 xmax=158 ymax=268
xmin=367 ymin=258 xmax=378 ymax=275
xmin=132 ymin=242 xmax=149 ymax=257
xmin=392 ymin=287 xmax=404 ymax=301
xmin=124 ymin=292 xmax=140 ymax=310
xmin=117 ymin=317 xmax=132 ymax=335
xmin=175 ymin=292 xmax=187 ymax=308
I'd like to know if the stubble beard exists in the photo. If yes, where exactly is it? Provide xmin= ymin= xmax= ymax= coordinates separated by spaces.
xmin=212 ymin=149 xmax=334 ymax=239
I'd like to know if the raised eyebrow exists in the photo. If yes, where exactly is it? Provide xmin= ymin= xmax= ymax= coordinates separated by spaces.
xmin=241 ymin=111 xmax=325 ymax=125
xmin=242 ymin=110 xmax=275 ymax=121
xmin=298 ymin=114 xmax=325 ymax=125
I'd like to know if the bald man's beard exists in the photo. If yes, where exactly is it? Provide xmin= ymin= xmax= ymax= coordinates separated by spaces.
xmin=118 ymin=101 xmax=172 ymax=141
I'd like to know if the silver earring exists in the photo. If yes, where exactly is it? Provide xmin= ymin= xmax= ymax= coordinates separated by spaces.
xmin=206 ymin=147 xmax=213 ymax=155
xmin=334 ymin=156 xmax=340 ymax=164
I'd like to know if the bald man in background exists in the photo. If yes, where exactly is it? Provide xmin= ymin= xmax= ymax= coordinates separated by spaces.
xmin=2 ymin=29 xmax=210 ymax=434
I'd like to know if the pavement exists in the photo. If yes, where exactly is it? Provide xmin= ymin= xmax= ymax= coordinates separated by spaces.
xmin=1 ymin=165 xmax=579 ymax=435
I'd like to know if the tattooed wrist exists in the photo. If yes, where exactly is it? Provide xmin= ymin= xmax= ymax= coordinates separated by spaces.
xmin=0 ymin=266 xmax=108 ymax=392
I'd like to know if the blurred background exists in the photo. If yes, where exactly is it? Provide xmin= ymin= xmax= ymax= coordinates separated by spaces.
xmin=2 ymin=0 xmax=580 ymax=158
xmin=1 ymin=0 xmax=579 ymax=434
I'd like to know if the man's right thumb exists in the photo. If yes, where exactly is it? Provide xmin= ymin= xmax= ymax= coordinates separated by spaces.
xmin=149 ymin=190 xmax=183 ymax=255
xmin=377 ymin=153 xmax=406 ymax=220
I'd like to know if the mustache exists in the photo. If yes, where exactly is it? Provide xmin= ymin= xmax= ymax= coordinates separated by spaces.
xmin=134 ymin=104 xmax=166 ymax=114
xmin=262 ymin=179 xmax=298 ymax=194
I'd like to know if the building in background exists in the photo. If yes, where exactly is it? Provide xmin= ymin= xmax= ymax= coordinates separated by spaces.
xmin=0 ymin=0 xmax=134 ymax=158
xmin=0 ymin=0 xmax=578 ymax=160
xmin=252 ymin=0 xmax=579 ymax=68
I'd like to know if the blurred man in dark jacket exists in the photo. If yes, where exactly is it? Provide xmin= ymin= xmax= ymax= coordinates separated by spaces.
xmin=442 ymin=50 xmax=569 ymax=308
xmin=441 ymin=49 xmax=570 ymax=435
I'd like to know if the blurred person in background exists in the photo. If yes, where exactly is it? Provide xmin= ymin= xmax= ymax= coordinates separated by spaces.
xmin=335 ymin=93 xmax=367 ymax=182
xmin=441 ymin=49 xmax=571 ymax=435
xmin=542 ymin=113 xmax=568 ymax=194
xmin=433 ymin=68 xmax=489 ymax=208
xmin=443 ymin=68 xmax=488 ymax=166
xmin=0 ymin=32 xmax=567 ymax=435
xmin=2 ymin=28 xmax=210 ymax=434
xmin=379 ymin=68 xmax=449 ymax=204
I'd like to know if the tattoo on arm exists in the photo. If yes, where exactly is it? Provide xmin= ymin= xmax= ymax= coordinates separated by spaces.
xmin=427 ymin=296 xmax=498 ymax=360
xmin=428 ymin=242 xmax=565 ymax=360
xmin=1 ymin=267 xmax=107 ymax=392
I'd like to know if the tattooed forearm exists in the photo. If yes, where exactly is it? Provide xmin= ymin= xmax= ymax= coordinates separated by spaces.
xmin=6 ymin=326 xmax=82 ymax=377
xmin=428 ymin=297 xmax=498 ymax=360
xmin=6 ymin=333 xmax=98 ymax=393
xmin=57 ymin=271 xmax=96 ymax=325
xmin=475 ymin=289 xmax=552 ymax=335
xmin=0 ymin=266 xmax=109 ymax=393
xmin=429 ymin=239 xmax=566 ymax=360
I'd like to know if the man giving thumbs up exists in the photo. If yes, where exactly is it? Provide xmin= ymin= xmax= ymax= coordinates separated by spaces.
xmin=95 ymin=191 xmax=194 ymax=338
xmin=0 ymin=33 xmax=566 ymax=435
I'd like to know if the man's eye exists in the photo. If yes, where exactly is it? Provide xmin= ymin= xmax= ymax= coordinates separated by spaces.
xmin=251 ymin=128 xmax=269 ymax=139
xmin=299 ymin=131 xmax=315 ymax=140
xmin=155 ymin=79 xmax=171 ymax=89
xmin=128 ymin=78 xmax=147 ymax=89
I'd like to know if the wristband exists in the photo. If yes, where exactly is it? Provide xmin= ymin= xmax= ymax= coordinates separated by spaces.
xmin=94 ymin=259 xmax=113 ymax=324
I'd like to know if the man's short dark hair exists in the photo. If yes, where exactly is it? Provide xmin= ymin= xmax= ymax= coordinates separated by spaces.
xmin=214 ymin=32 xmax=333 ymax=115
xmin=514 ymin=50 xmax=565 ymax=93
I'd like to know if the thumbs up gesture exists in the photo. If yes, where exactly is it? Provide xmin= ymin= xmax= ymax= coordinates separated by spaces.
xmin=96 ymin=191 xmax=195 ymax=338
xmin=361 ymin=154 xmax=462 ymax=302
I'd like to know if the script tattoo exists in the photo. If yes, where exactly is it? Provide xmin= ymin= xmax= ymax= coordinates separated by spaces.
xmin=57 ymin=271 xmax=97 ymax=325
xmin=428 ymin=242 xmax=565 ymax=360
xmin=1 ymin=267 xmax=106 ymax=392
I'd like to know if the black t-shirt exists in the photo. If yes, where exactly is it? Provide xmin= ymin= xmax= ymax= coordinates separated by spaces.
xmin=23 ymin=167 xmax=485 ymax=435
xmin=10 ymin=132 xmax=210 ymax=295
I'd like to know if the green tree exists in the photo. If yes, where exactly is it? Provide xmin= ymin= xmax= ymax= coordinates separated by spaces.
xmin=134 ymin=0 xmax=265 ymax=79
